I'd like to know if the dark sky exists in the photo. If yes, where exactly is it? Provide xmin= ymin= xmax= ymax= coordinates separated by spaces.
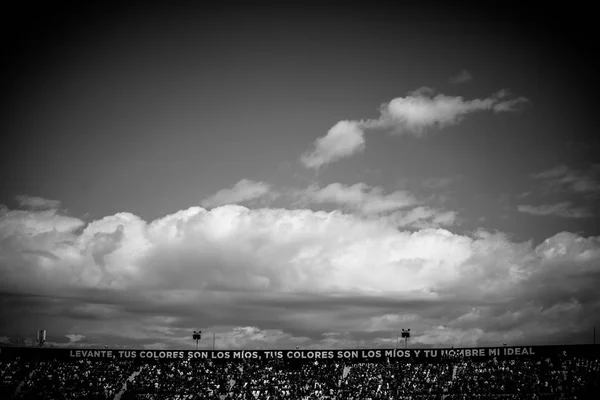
xmin=0 ymin=3 xmax=599 ymax=350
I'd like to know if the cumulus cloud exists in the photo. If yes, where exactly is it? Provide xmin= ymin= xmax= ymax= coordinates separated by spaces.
xmin=201 ymin=179 xmax=273 ymax=207
xmin=300 ymin=121 xmax=366 ymax=169
xmin=517 ymin=202 xmax=593 ymax=218
xmin=296 ymin=183 xmax=456 ymax=228
xmin=301 ymin=88 xmax=529 ymax=169
xmin=529 ymin=164 xmax=600 ymax=197
xmin=0 ymin=202 xmax=599 ymax=349
xmin=300 ymin=183 xmax=418 ymax=215
xmin=15 ymin=195 xmax=61 ymax=210
xmin=449 ymin=70 xmax=473 ymax=84
xmin=0 ymin=207 xmax=85 ymax=239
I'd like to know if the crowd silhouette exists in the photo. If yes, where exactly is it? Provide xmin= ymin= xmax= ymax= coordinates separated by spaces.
xmin=1 ymin=351 xmax=598 ymax=399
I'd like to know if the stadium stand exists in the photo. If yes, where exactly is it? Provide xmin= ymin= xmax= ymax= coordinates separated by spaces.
xmin=1 ymin=345 xmax=598 ymax=399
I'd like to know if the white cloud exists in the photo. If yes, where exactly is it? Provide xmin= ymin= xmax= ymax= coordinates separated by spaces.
xmin=301 ymin=120 xmax=366 ymax=169
xmin=301 ymin=88 xmax=529 ymax=169
xmin=297 ymin=183 xmax=456 ymax=228
xmin=201 ymin=179 xmax=273 ymax=208
xmin=449 ymin=70 xmax=473 ymax=84
xmin=300 ymin=183 xmax=418 ymax=215
xmin=0 ymin=209 xmax=84 ymax=236
xmin=517 ymin=202 xmax=593 ymax=218
xmin=66 ymin=334 xmax=85 ymax=343
xmin=0 ymin=201 xmax=599 ymax=349
xmin=15 ymin=195 xmax=61 ymax=210
xmin=376 ymin=89 xmax=528 ymax=135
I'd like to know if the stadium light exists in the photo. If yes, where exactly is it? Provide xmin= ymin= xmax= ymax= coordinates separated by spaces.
xmin=401 ymin=329 xmax=411 ymax=350
xmin=36 ymin=330 xmax=46 ymax=348
xmin=193 ymin=331 xmax=202 ymax=351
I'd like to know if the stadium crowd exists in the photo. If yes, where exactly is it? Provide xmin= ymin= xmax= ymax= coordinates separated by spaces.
xmin=0 ymin=359 xmax=32 ymax=399
xmin=1 ymin=352 xmax=599 ymax=399
xmin=8 ymin=358 xmax=137 ymax=400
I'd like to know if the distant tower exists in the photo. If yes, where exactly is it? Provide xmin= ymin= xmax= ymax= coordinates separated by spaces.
xmin=401 ymin=329 xmax=410 ymax=349
xmin=193 ymin=331 xmax=202 ymax=351
xmin=37 ymin=330 xmax=46 ymax=348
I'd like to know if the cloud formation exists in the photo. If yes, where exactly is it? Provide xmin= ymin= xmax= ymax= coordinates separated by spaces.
xmin=201 ymin=179 xmax=273 ymax=207
xmin=1 ymin=200 xmax=599 ymax=349
xmin=386 ymin=206 xmax=458 ymax=228
xmin=517 ymin=202 xmax=593 ymax=218
xmin=376 ymin=89 xmax=528 ymax=135
xmin=300 ymin=183 xmax=418 ymax=215
xmin=300 ymin=121 xmax=366 ymax=170
xmin=301 ymin=88 xmax=529 ymax=169
xmin=449 ymin=70 xmax=473 ymax=84
xmin=15 ymin=195 xmax=61 ymax=210
xmin=66 ymin=334 xmax=85 ymax=343
xmin=297 ymin=183 xmax=456 ymax=228
xmin=530 ymin=164 xmax=600 ymax=197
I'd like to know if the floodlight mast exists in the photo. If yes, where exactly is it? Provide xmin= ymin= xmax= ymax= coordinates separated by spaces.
xmin=193 ymin=331 xmax=202 ymax=351
xmin=401 ymin=329 xmax=411 ymax=350
xmin=36 ymin=330 xmax=46 ymax=348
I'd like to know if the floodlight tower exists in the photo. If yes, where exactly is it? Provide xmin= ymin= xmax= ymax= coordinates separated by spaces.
xmin=36 ymin=330 xmax=46 ymax=348
xmin=193 ymin=331 xmax=202 ymax=351
xmin=401 ymin=329 xmax=410 ymax=349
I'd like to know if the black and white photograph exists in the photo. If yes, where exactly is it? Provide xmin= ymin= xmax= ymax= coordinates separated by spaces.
xmin=1 ymin=2 xmax=599 ymax=399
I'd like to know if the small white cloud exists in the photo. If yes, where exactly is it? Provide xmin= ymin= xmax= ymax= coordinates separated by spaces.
xmin=301 ymin=88 xmax=529 ymax=168
xmin=201 ymin=179 xmax=273 ymax=208
xmin=376 ymin=89 xmax=528 ymax=136
xmin=449 ymin=70 xmax=473 ymax=84
xmin=66 ymin=334 xmax=85 ymax=343
xmin=517 ymin=202 xmax=593 ymax=218
xmin=15 ymin=195 xmax=61 ymax=210
xmin=301 ymin=183 xmax=418 ymax=215
xmin=301 ymin=121 xmax=366 ymax=169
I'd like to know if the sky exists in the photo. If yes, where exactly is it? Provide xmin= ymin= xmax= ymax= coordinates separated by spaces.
xmin=0 ymin=3 xmax=599 ymax=350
